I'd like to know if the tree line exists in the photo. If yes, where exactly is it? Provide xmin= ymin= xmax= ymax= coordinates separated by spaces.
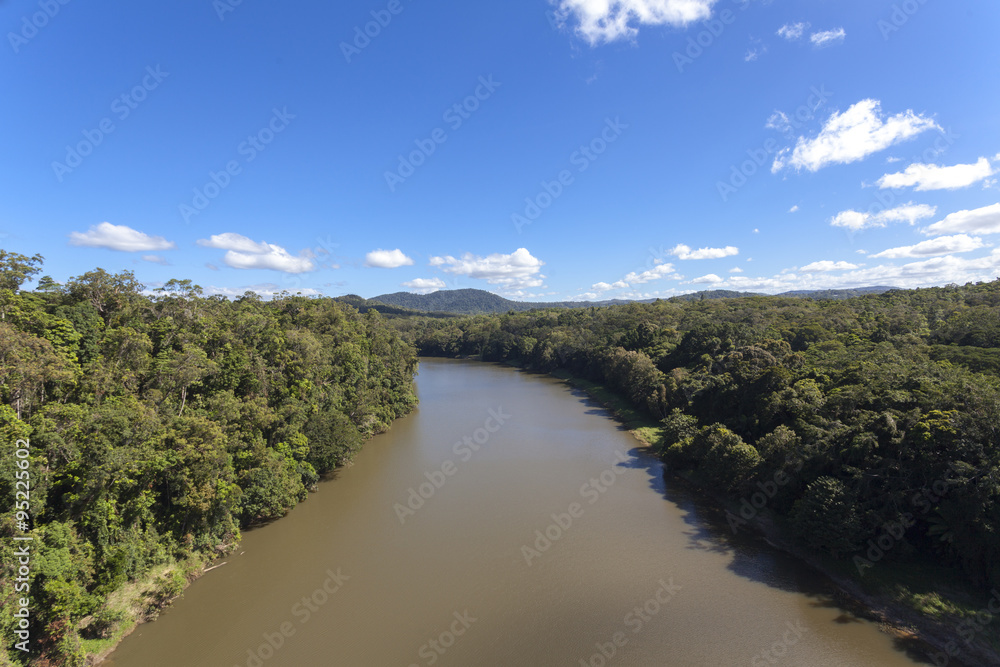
xmin=398 ymin=281 xmax=1000 ymax=598
xmin=0 ymin=251 xmax=417 ymax=666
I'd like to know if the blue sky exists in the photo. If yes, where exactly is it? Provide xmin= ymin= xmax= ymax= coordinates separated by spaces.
xmin=3 ymin=0 xmax=1000 ymax=300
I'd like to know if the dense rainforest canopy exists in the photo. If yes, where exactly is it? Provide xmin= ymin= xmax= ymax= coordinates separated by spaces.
xmin=0 ymin=252 xmax=417 ymax=665
xmin=3 ymin=247 xmax=1000 ymax=664
xmin=397 ymin=280 xmax=1000 ymax=598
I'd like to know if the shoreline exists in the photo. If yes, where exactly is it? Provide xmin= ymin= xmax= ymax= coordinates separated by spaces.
xmin=542 ymin=363 xmax=998 ymax=667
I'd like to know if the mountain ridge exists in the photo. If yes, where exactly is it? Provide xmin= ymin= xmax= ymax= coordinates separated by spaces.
xmin=362 ymin=286 xmax=901 ymax=315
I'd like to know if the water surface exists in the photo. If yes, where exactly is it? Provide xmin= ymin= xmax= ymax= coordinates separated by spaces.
xmin=105 ymin=358 xmax=930 ymax=666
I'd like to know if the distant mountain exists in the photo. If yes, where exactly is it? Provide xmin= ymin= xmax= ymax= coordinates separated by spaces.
xmin=369 ymin=288 xmax=634 ymax=315
xmin=667 ymin=290 xmax=765 ymax=302
xmin=361 ymin=286 xmax=902 ymax=316
xmin=777 ymin=286 xmax=900 ymax=300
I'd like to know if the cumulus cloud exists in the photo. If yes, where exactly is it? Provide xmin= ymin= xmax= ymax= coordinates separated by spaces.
xmin=689 ymin=273 xmax=723 ymax=284
xmin=592 ymin=279 xmax=630 ymax=292
xmin=670 ymin=243 xmax=739 ymax=260
xmin=197 ymin=233 xmax=270 ymax=253
xmin=142 ymin=255 xmax=170 ymax=265
xmin=624 ymin=262 xmax=679 ymax=285
xmin=800 ymin=260 xmax=861 ymax=272
xmin=677 ymin=250 xmax=1000 ymax=295
xmin=810 ymin=28 xmax=845 ymax=47
xmin=69 ymin=222 xmax=175 ymax=252
xmin=877 ymin=157 xmax=995 ymax=191
xmin=429 ymin=248 xmax=545 ymax=291
xmin=197 ymin=233 xmax=316 ymax=273
xmin=206 ymin=284 xmax=323 ymax=299
xmin=789 ymin=205 xmax=799 ymax=213
xmin=872 ymin=234 xmax=986 ymax=259
xmin=830 ymin=203 xmax=937 ymax=231
xmin=729 ymin=266 xmax=744 ymax=273
xmin=924 ymin=203 xmax=1000 ymax=236
xmin=552 ymin=0 xmax=718 ymax=44
xmin=777 ymin=22 xmax=809 ymax=40
xmin=772 ymin=99 xmax=940 ymax=172
xmin=365 ymin=248 xmax=414 ymax=269
xmin=401 ymin=277 xmax=446 ymax=294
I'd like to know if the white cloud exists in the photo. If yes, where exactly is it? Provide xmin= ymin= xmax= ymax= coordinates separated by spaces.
xmin=670 ymin=243 xmax=739 ymax=260
xmin=766 ymin=111 xmax=792 ymax=133
xmin=401 ymin=277 xmax=446 ymax=294
xmin=830 ymin=203 xmax=937 ymax=231
xmin=365 ymin=248 xmax=414 ymax=269
xmin=872 ymin=234 xmax=986 ymax=259
xmin=690 ymin=273 xmax=723 ymax=284
xmin=429 ymin=248 xmax=545 ymax=291
xmin=729 ymin=266 xmax=744 ymax=273
xmin=744 ymin=48 xmax=763 ymax=62
xmin=801 ymin=260 xmax=861 ymax=272
xmin=197 ymin=232 xmax=315 ymax=273
xmin=789 ymin=205 xmax=799 ymax=213
xmin=777 ymin=22 xmax=809 ymax=40
xmin=206 ymin=283 xmax=323 ymax=299
xmin=142 ymin=255 xmax=170 ymax=265
xmin=69 ymin=222 xmax=175 ymax=252
xmin=810 ymin=28 xmax=845 ymax=47
xmin=553 ymin=0 xmax=718 ymax=45
xmin=772 ymin=99 xmax=940 ymax=172
xmin=924 ymin=203 xmax=1000 ymax=236
xmin=877 ymin=157 xmax=995 ymax=191
xmin=624 ymin=262 xmax=679 ymax=285
xmin=673 ymin=250 xmax=1000 ymax=295
xmin=197 ymin=232 xmax=270 ymax=253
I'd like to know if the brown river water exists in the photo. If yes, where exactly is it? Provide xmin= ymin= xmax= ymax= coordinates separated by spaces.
xmin=104 ymin=358 xmax=932 ymax=666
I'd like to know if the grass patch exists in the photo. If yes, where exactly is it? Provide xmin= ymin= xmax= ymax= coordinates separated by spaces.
xmin=79 ymin=555 xmax=212 ymax=664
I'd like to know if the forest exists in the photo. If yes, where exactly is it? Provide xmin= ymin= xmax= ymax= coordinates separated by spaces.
xmin=3 ymin=247 xmax=1000 ymax=664
xmin=398 ymin=280 xmax=1000 ymax=605
xmin=0 ymin=252 xmax=418 ymax=666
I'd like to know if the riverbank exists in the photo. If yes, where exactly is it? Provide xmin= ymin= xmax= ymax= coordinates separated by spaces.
xmin=545 ymin=365 xmax=1000 ymax=667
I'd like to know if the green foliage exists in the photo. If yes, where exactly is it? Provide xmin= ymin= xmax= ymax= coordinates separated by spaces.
xmin=791 ymin=477 xmax=862 ymax=557
xmin=0 ymin=256 xmax=418 ymax=662
xmin=402 ymin=279 xmax=1000 ymax=589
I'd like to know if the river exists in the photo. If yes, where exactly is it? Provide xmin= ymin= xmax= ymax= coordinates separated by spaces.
xmin=104 ymin=358 xmax=931 ymax=666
